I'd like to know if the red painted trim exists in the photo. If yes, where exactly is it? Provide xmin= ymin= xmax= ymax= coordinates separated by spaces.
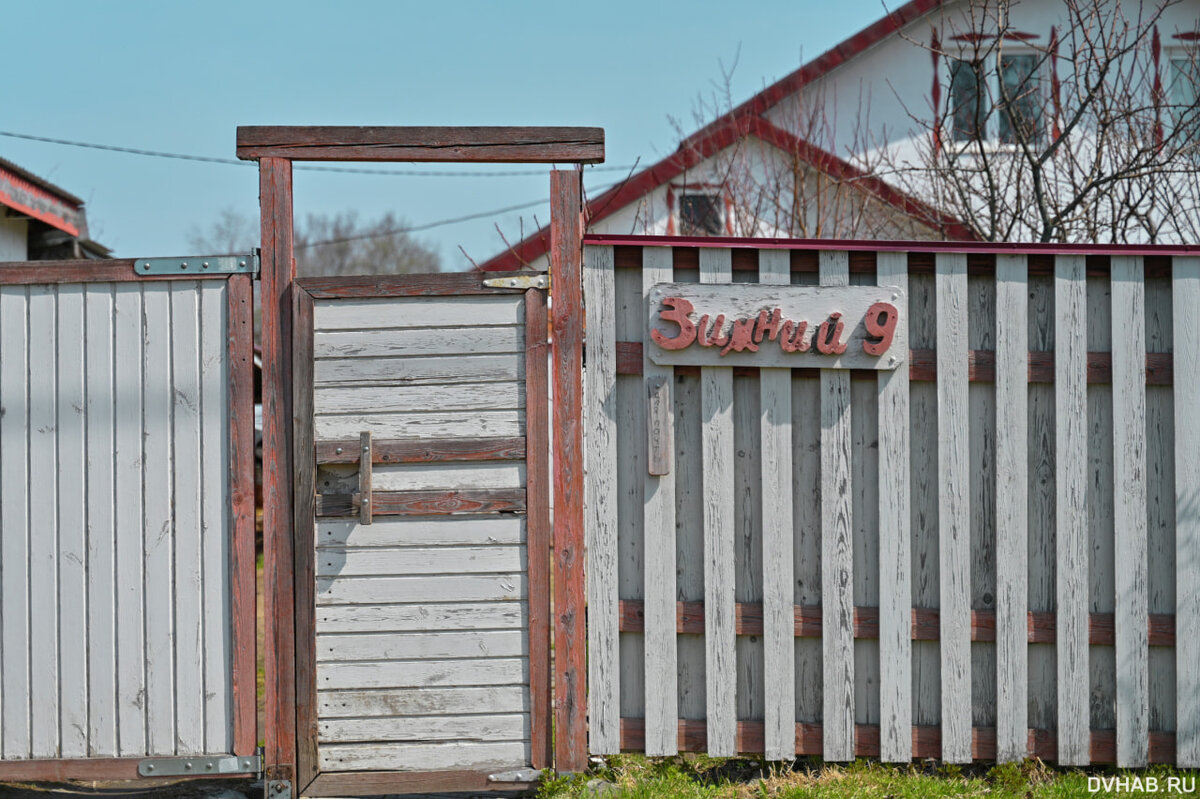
xmin=1172 ymin=31 xmax=1200 ymax=41
xmin=583 ymin=234 xmax=1200 ymax=256
xmin=0 ymin=162 xmax=82 ymax=237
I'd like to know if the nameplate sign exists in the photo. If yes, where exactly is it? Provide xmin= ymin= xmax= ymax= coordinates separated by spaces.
xmin=646 ymin=283 xmax=907 ymax=369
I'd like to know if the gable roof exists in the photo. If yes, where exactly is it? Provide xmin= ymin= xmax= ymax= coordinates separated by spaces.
xmin=478 ymin=0 xmax=961 ymax=271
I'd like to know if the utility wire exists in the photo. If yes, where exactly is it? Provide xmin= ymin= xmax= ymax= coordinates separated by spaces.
xmin=0 ymin=129 xmax=636 ymax=177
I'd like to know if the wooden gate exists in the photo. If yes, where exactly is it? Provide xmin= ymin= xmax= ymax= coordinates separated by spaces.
xmin=583 ymin=237 xmax=1200 ymax=768
xmin=0 ymin=258 xmax=257 ymax=781
xmin=289 ymin=273 xmax=551 ymax=795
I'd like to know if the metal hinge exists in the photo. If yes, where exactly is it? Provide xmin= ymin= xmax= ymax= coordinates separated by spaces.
xmin=483 ymin=272 xmax=549 ymax=290
xmin=266 ymin=779 xmax=292 ymax=799
xmin=138 ymin=753 xmax=261 ymax=777
xmin=135 ymin=251 xmax=260 ymax=276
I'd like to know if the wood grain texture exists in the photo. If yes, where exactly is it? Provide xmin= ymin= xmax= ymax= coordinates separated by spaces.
xmin=315 ymin=353 xmax=523 ymax=387
xmin=303 ymin=770 xmax=534 ymax=797
xmin=313 ymin=294 xmax=524 ymax=330
xmin=315 ymin=603 xmax=527 ymax=635
xmin=1055 ymin=255 xmax=1090 ymax=764
xmin=525 ymin=287 xmax=552 ymax=770
xmin=227 ymin=274 xmax=258 ymax=755
xmin=759 ymin=248 xmax=796 ymax=760
xmin=314 ymin=325 xmax=523 ymax=360
xmin=315 ymin=436 xmax=525 ymax=464
xmin=551 ymin=169 xmax=588 ymax=771
xmin=584 ymin=245 xmax=621 ymax=754
xmin=700 ymin=248 xmax=737 ymax=757
xmin=0 ymin=259 xmax=228 ymax=285
xmin=1175 ymin=256 xmax=1200 ymax=767
xmin=317 ymin=515 xmax=524 ymax=548
xmin=237 ymin=125 xmax=604 ymax=163
xmin=994 ymin=255 xmax=1029 ymax=762
xmin=317 ymin=713 xmax=529 ymax=743
xmin=259 ymin=156 xmax=297 ymax=782
xmin=318 ymin=741 xmax=531 ymax=773
xmin=874 ymin=251 xmax=912 ymax=761
xmin=316 ymin=573 xmax=527 ymax=606
xmin=314 ymin=410 xmax=525 ymax=441
xmin=1111 ymin=256 xmax=1149 ymax=767
xmin=298 ymin=271 xmax=531 ymax=299
xmin=820 ymin=250 xmax=854 ymax=761
xmin=936 ymin=252 xmax=972 ymax=763
xmin=317 ymin=488 xmax=526 ymax=516
xmin=317 ymin=658 xmax=528 ymax=690
xmin=643 ymin=246 xmax=679 ymax=756
xmin=646 ymin=376 xmax=673 ymax=476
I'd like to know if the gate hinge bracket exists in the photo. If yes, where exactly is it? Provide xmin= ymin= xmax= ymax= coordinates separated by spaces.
xmin=135 ymin=251 xmax=260 ymax=277
xmin=138 ymin=753 xmax=261 ymax=777
xmin=483 ymin=272 xmax=549 ymax=290
xmin=266 ymin=779 xmax=293 ymax=799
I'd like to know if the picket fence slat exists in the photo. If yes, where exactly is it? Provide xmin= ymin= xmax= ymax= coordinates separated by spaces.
xmin=700 ymin=248 xmax=737 ymax=757
xmin=1175 ymin=256 xmax=1200 ymax=767
xmin=1112 ymin=256 xmax=1150 ymax=768
xmin=1055 ymin=255 xmax=1090 ymax=765
xmin=936 ymin=252 xmax=971 ymax=763
xmin=875 ymin=251 xmax=911 ymax=762
xmin=759 ymin=248 xmax=795 ymax=760
xmin=820 ymin=250 xmax=854 ymax=761
xmin=584 ymin=245 xmax=620 ymax=754
xmin=642 ymin=246 xmax=678 ymax=756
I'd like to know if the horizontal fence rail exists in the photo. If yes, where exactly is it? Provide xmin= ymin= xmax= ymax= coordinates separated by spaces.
xmin=583 ymin=240 xmax=1200 ymax=767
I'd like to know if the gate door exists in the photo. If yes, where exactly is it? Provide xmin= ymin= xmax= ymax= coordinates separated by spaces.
xmin=0 ymin=258 xmax=257 ymax=783
xmin=292 ymin=272 xmax=550 ymax=796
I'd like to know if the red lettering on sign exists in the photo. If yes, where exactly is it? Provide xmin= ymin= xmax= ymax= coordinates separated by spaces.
xmin=779 ymin=319 xmax=811 ymax=353
xmin=862 ymin=301 xmax=898 ymax=356
xmin=816 ymin=312 xmax=847 ymax=355
xmin=650 ymin=297 xmax=697 ymax=350
xmin=754 ymin=308 xmax=783 ymax=343
xmin=698 ymin=314 xmax=730 ymax=348
xmin=721 ymin=317 xmax=759 ymax=356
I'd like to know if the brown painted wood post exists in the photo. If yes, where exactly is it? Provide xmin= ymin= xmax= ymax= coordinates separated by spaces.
xmin=550 ymin=167 xmax=587 ymax=771
xmin=259 ymin=156 xmax=297 ymax=784
xmin=525 ymin=287 xmax=552 ymax=770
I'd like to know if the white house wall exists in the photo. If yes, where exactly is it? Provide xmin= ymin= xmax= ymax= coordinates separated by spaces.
xmin=0 ymin=220 xmax=26 ymax=262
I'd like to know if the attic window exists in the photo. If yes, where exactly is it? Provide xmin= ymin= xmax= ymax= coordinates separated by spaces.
xmin=949 ymin=50 xmax=1044 ymax=145
xmin=679 ymin=193 xmax=724 ymax=236
xmin=1169 ymin=54 xmax=1200 ymax=139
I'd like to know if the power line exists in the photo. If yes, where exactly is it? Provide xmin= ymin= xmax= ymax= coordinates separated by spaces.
xmin=0 ymin=129 xmax=636 ymax=177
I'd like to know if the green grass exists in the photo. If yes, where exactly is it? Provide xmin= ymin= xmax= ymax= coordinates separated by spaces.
xmin=536 ymin=756 xmax=1198 ymax=798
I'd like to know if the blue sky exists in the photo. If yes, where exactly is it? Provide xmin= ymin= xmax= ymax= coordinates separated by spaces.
xmin=2 ymin=1 xmax=895 ymax=269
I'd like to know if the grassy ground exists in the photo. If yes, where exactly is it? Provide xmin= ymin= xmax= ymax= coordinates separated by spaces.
xmin=536 ymin=755 xmax=1198 ymax=798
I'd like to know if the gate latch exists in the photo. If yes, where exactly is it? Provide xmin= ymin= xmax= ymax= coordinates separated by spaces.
xmin=135 ymin=251 xmax=260 ymax=276
xmin=483 ymin=273 xmax=549 ymax=290
xmin=138 ymin=753 xmax=261 ymax=777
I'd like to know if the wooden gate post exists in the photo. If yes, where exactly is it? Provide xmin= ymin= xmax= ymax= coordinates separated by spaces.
xmin=550 ymin=167 xmax=588 ymax=772
xmin=258 ymin=156 xmax=298 ymax=785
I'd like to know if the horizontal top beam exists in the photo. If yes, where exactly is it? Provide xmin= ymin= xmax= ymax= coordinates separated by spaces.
xmin=236 ymin=126 xmax=604 ymax=163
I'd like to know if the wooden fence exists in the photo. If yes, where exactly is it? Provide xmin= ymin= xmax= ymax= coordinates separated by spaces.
xmin=582 ymin=237 xmax=1200 ymax=767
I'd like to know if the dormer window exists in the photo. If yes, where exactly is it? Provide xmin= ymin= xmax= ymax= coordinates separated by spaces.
xmin=949 ymin=47 xmax=1045 ymax=145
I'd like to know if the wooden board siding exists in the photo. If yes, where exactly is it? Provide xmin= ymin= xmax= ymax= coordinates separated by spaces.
xmin=0 ymin=279 xmax=238 ymax=761
xmin=307 ymin=289 xmax=535 ymax=778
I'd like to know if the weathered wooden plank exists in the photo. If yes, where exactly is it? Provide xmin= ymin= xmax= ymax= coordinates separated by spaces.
xmin=112 ymin=284 xmax=146 ymax=756
xmin=54 ymin=284 xmax=88 ymax=758
xmin=316 ymin=573 xmax=527 ymax=605
xmin=236 ymin=125 xmax=604 ymax=163
xmin=27 ymin=285 xmax=59 ymax=759
xmin=317 ymin=515 xmax=524 ymax=548
xmin=936 ymin=252 xmax=972 ymax=763
xmin=314 ymin=410 xmax=524 ymax=440
xmin=318 ymin=659 xmax=528 ymax=691
xmin=584 ymin=244 xmax=621 ymax=754
xmin=874 ymin=252 xmax=911 ymax=761
xmin=315 ymin=353 xmax=524 ymax=387
xmin=1055 ymin=255 xmax=1090 ymax=764
xmin=318 ymin=740 xmax=531 ymax=773
xmin=643 ymin=246 xmax=678 ymax=756
xmin=314 ymin=381 xmax=524 ymax=415
xmin=995 ymin=255 xmax=1029 ymax=762
xmin=674 ymin=367 xmax=705 ymax=729
xmin=313 ymin=295 xmax=524 ymax=331
xmin=316 ymin=436 xmax=525 ymax=465
xmin=298 ymin=271 xmax=530 ymax=299
xmin=524 ymin=283 xmax=551 ymax=768
xmin=169 ymin=283 xmax=206 ymax=753
xmin=1111 ymin=256 xmax=1149 ymax=767
xmin=1175 ymin=256 xmax=1200 ymax=767
xmin=820 ymin=251 xmax=854 ymax=761
xmin=317 ymin=686 xmax=531 ymax=718
xmin=646 ymin=376 xmax=672 ymax=476
xmin=758 ymin=248 xmax=795 ymax=760
xmin=316 ymin=545 xmax=526 ymax=576
xmin=792 ymin=351 xmax=823 ymax=728
xmin=295 ymin=280 xmax=318 ymax=799
xmin=332 ymin=461 xmax=525 ymax=492
xmin=314 ymin=325 xmax=523 ymax=359
xmin=317 ymin=488 xmax=525 ymax=517
xmin=318 ymin=713 xmax=530 ymax=744
xmin=696 ymin=248 xmax=737 ymax=757
xmin=317 ymin=630 xmax=528 ymax=662
xmin=316 ymin=602 xmax=527 ymax=634
xmin=0 ymin=286 xmax=29 ymax=759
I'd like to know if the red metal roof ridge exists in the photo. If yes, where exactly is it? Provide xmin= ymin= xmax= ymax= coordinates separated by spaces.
xmin=0 ymin=156 xmax=84 ymax=208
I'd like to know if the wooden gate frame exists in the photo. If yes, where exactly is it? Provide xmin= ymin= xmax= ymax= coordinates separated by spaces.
xmin=237 ymin=126 xmax=603 ymax=793
xmin=0 ymin=260 xmax=257 ymax=782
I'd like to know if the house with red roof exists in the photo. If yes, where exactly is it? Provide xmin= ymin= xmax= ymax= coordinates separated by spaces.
xmin=482 ymin=0 xmax=1200 ymax=270
xmin=0 ymin=157 xmax=109 ymax=261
